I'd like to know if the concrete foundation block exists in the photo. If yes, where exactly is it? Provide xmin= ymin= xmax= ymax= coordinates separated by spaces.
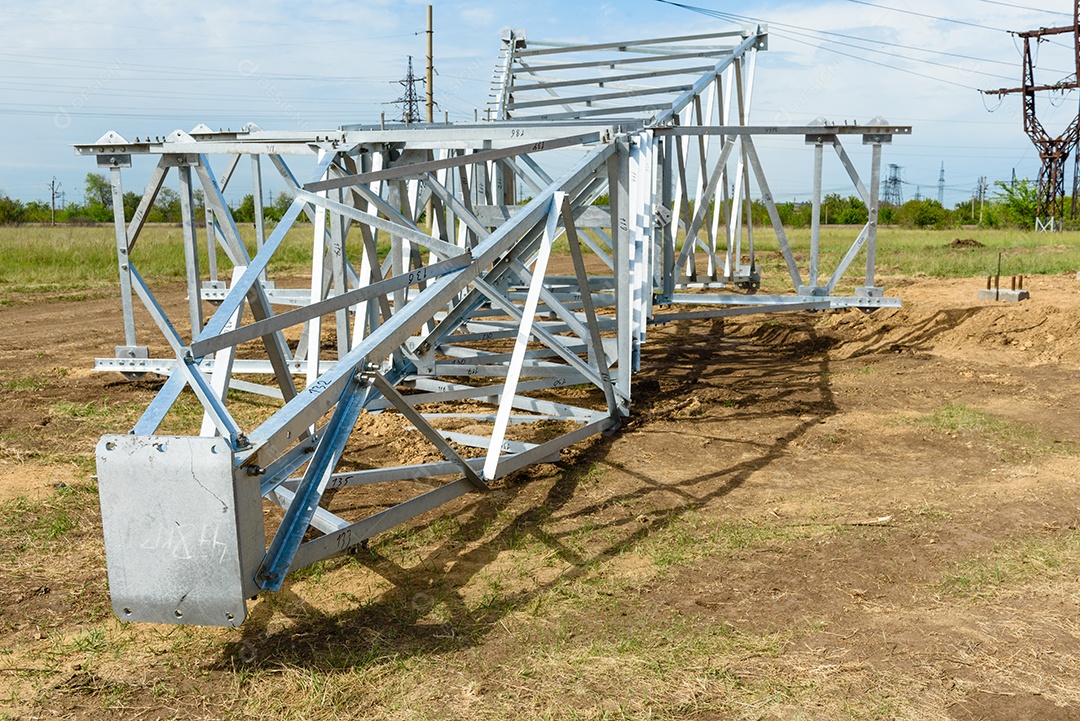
xmin=977 ymin=288 xmax=1029 ymax=302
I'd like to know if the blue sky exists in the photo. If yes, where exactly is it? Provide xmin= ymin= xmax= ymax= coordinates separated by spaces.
xmin=0 ymin=0 xmax=1074 ymax=208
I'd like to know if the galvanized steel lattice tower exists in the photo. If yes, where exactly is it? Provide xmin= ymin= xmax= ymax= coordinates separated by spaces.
xmin=81 ymin=26 xmax=908 ymax=626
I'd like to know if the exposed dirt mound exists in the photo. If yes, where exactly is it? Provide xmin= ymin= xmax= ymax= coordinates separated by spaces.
xmin=822 ymin=273 xmax=1080 ymax=367
xmin=947 ymin=238 xmax=985 ymax=248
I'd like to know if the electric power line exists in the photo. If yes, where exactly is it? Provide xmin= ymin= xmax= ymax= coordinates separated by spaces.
xmin=653 ymin=0 xmax=1074 ymax=81
xmin=768 ymin=30 xmax=984 ymax=91
xmin=772 ymin=23 xmax=1056 ymax=74
xmin=769 ymin=29 xmax=1014 ymax=84
xmin=973 ymin=0 xmax=1072 ymax=14
xmin=841 ymin=0 xmax=1011 ymax=33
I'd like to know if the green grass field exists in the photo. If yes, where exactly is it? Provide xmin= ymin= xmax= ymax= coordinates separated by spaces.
xmin=0 ymin=223 xmax=1077 ymax=292
xmin=0 ymin=224 xmax=317 ymax=290
xmin=790 ymin=225 xmax=1080 ymax=279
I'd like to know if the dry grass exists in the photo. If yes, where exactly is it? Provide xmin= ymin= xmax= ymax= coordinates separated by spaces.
xmin=9 ymin=459 xmax=1078 ymax=720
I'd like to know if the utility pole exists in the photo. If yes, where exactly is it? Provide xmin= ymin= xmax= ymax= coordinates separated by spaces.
xmin=983 ymin=0 xmax=1080 ymax=230
xmin=425 ymin=5 xmax=435 ymax=232
xmin=48 ymin=177 xmax=61 ymax=226
xmin=426 ymin=5 xmax=434 ymax=125
xmin=979 ymin=176 xmax=987 ymax=225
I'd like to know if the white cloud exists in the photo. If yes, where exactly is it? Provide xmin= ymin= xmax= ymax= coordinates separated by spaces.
xmin=457 ymin=6 xmax=497 ymax=27
xmin=0 ymin=0 xmax=1066 ymax=204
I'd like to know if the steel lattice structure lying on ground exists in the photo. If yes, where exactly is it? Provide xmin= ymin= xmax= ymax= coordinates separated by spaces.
xmin=79 ymin=26 xmax=909 ymax=627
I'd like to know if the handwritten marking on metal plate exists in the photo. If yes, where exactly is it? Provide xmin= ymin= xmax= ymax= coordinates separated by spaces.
xmin=141 ymin=522 xmax=229 ymax=563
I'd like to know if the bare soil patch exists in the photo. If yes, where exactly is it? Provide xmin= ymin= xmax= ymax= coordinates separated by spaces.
xmin=2 ymin=273 xmax=1080 ymax=719
xmin=0 ymin=463 xmax=79 ymax=502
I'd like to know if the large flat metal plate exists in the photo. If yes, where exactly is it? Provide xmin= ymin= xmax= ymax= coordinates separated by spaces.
xmin=96 ymin=435 xmax=262 ymax=627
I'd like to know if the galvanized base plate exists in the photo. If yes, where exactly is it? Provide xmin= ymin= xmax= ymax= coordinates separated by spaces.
xmin=96 ymin=435 xmax=262 ymax=627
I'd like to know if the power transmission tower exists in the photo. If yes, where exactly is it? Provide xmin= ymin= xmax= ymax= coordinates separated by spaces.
xmin=914 ymin=186 xmax=923 ymax=202
xmin=937 ymin=162 xmax=945 ymax=206
xmin=395 ymin=56 xmax=424 ymax=125
xmin=983 ymin=0 xmax=1080 ymax=230
xmin=882 ymin=164 xmax=904 ymax=207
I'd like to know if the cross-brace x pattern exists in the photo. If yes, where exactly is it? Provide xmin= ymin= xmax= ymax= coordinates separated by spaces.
xmin=81 ymin=26 xmax=908 ymax=626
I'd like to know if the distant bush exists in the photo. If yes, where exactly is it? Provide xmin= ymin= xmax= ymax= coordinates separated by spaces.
xmin=988 ymin=179 xmax=1037 ymax=230
xmin=232 ymin=194 xmax=256 ymax=223
xmin=0 ymin=195 xmax=25 ymax=224
xmin=895 ymin=199 xmax=953 ymax=229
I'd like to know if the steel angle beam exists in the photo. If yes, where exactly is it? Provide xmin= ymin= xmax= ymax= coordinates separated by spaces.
xmin=651 ymin=302 xmax=832 ymax=323
xmin=516 ymin=31 xmax=750 ymax=57
xmin=304 ymin=132 xmax=606 ymax=193
xmin=190 ymin=253 xmax=472 ymax=358
xmin=473 ymin=204 xmax=611 ymax=228
xmin=665 ymin=293 xmax=901 ymax=309
xmin=653 ymin=124 xmax=911 ymax=136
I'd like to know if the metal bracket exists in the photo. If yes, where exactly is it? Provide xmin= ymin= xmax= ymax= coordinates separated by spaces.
xmin=114 ymin=345 xmax=149 ymax=380
xmin=654 ymin=204 xmax=673 ymax=228
xmin=97 ymin=154 xmax=132 ymax=169
xmin=162 ymin=154 xmax=202 ymax=167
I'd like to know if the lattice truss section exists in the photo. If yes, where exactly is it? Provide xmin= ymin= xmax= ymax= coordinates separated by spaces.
xmin=78 ymin=25 xmax=909 ymax=627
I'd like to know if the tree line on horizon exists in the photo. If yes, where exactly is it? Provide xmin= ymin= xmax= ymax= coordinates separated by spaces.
xmin=0 ymin=173 xmax=304 ymax=227
xmin=0 ymin=172 xmax=1049 ymax=231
